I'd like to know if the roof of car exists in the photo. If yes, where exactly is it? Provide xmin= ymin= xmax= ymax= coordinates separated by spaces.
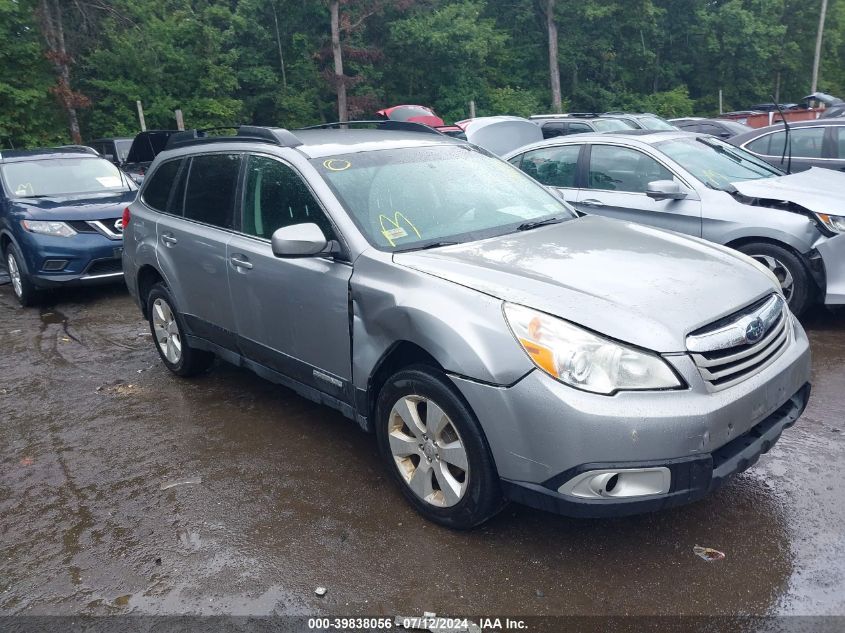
xmin=88 ymin=137 xmax=133 ymax=143
xmin=159 ymin=127 xmax=464 ymax=161
xmin=501 ymin=130 xmax=698 ymax=158
xmin=0 ymin=146 xmax=101 ymax=163
xmin=728 ymin=117 xmax=845 ymax=144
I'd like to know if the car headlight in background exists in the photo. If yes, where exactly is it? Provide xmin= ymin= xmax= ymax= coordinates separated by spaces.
xmin=21 ymin=220 xmax=76 ymax=238
xmin=504 ymin=303 xmax=682 ymax=395
xmin=816 ymin=213 xmax=845 ymax=234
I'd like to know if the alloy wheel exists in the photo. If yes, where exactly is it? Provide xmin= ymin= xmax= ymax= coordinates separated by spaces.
xmin=7 ymin=253 xmax=22 ymax=298
xmin=751 ymin=254 xmax=794 ymax=302
xmin=151 ymin=297 xmax=182 ymax=364
xmin=387 ymin=395 xmax=469 ymax=507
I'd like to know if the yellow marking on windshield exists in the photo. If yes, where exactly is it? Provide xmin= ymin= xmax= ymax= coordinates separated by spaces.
xmin=379 ymin=212 xmax=421 ymax=247
xmin=323 ymin=159 xmax=351 ymax=171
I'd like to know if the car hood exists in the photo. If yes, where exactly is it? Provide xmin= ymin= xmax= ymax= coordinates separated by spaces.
xmin=393 ymin=216 xmax=777 ymax=353
xmin=10 ymin=190 xmax=136 ymax=221
xmin=731 ymin=167 xmax=845 ymax=215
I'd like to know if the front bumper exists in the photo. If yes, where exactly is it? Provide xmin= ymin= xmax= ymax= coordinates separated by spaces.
xmin=501 ymin=383 xmax=810 ymax=518
xmin=17 ymin=230 xmax=124 ymax=288
xmin=451 ymin=312 xmax=811 ymax=517
xmin=815 ymin=232 xmax=845 ymax=305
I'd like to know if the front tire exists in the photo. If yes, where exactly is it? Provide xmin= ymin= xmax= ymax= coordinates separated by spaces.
xmin=5 ymin=243 xmax=38 ymax=307
xmin=146 ymin=283 xmax=214 ymax=376
xmin=737 ymin=242 xmax=813 ymax=316
xmin=375 ymin=366 xmax=503 ymax=529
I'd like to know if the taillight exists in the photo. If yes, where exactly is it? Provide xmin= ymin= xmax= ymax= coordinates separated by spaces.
xmin=122 ymin=207 xmax=131 ymax=228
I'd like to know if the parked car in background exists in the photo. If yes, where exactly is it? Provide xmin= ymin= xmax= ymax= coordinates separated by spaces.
xmin=602 ymin=112 xmax=678 ymax=130
xmin=804 ymin=92 xmax=845 ymax=118
xmin=529 ymin=114 xmax=635 ymax=138
xmin=0 ymin=146 xmax=136 ymax=305
xmin=747 ymin=103 xmax=804 ymax=112
xmin=122 ymin=125 xmax=811 ymax=529
xmin=122 ymin=130 xmax=178 ymax=184
xmin=728 ymin=118 xmax=845 ymax=172
xmin=670 ymin=118 xmax=752 ymax=139
xmin=377 ymin=104 xmax=445 ymax=126
xmin=462 ymin=116 xmax=542 ymax=155
xmin=86 ymin=137 xmax=133 ymax=166
xmin=505 ymin=130 xmax=845 ymax=316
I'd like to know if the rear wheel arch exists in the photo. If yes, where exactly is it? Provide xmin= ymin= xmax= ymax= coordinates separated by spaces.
xmin=137 ymin=265 xmax=165 ymax=318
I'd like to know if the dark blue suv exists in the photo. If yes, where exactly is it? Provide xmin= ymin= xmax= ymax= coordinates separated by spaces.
xmin=0 ymin=146 xmax=137 ymax=305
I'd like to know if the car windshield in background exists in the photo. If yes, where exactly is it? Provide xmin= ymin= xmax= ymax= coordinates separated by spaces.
xmin=638 ymin=117 xmax=676 ymax=130
xmin=115 ymin=139 xmax=132 ymax=163
xmin=1 ymin=158 xmax=129 ymax=198
xmin=657 ymin=136 xmax=782 ymax=190
xmin=314 ymin=145 xmax=575 ymax=251
xmin=592 ymin=118 xmax=633 ymax=132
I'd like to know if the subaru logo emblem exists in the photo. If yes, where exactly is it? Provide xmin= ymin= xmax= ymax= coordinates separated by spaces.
xmin=114 ymin=219 xmax=124 ymax=233
xmin=745 ymin=318 xmax=765 ymax=344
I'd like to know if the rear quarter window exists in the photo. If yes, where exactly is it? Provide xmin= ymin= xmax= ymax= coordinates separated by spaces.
xmin=142 ymin=159 xmax=183 ymax=212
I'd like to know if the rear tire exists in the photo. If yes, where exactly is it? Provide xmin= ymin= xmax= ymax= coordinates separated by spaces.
xmin=375 ymin=366 xmax=503 ymax=529
xmin=736 ymin=242 xmax=812 ymax=316
xmin=4 ymin=243 xmax=38 ymax=307
xmin=146 ymin=283 xmax=214 ymax=376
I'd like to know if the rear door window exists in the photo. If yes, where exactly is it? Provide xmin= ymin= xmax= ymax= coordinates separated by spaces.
xmin=568 ymin=122 xmax=592 ymax=135
xmin=182 ymin=154 xmax=241 ymax=229
xmin=747 ymin=128 xmax=826 ymax=158
xmin=541 ymin=122 xmax=567 ymax=139
xmin=141 ymin=159 xmax=183 ymax=212
xmin=518 ymin=145 xmax=581 ymax=188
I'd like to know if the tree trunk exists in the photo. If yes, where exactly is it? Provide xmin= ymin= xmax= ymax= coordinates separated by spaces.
xmin=811 ymin=0 xmax=828 ymax=95
xmin=39 ymin=0 xmax=81 ymax=143
xmin=545 ymin=0 xmax=562 ymax=113
xmin=330 ymin=0 xmax=347 ymax=123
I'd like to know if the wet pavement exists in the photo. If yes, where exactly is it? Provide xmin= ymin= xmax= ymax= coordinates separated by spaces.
xmin=0 ymin=282 xmax=843 ymax=618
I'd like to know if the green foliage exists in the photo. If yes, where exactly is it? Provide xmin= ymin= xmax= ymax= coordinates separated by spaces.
xmin=0 ymin=0 xmax=65 ymax=147
xmin=3 ymin=0 xmax=844 ymax=145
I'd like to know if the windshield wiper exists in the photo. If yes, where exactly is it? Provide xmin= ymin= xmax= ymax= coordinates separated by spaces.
xmin=400 ymin=241 xmax=460 ymax=252
xmin=517 ymin=216 xmax=566 ymax=231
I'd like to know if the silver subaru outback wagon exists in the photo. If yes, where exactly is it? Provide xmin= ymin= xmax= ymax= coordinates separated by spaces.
xmin=122 ymin=124 xmax=811 ymax=529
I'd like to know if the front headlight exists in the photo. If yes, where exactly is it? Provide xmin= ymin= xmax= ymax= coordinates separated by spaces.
xmin=503 ymin=303 xmax=682 ymax=395
xmin=21 ymin=220 xmax=76 ymax=238
xmin=816 ymin=213 xmax=845 ymax=234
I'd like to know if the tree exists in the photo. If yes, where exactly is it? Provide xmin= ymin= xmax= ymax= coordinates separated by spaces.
xmin=37 ymin=0 xmax=88 ymax=143
xmin=544 ymin=0 xmax=562 ymax=112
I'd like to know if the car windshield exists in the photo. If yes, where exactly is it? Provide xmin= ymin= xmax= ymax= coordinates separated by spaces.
xmin=592 ymin=118 xmax=633 ymax=132
xmin=656 ymin=136 xmax=783 ymax=190
xmin=638 ymin=116 xmax=677 ymax=130
xmin=1 ymin=157 xmax=130 ymax=198
xmin=314 ymin=144 xmax=576 ymax=251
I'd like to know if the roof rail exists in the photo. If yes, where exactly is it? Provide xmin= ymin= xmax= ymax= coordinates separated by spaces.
xmin=298 ymin=120 xmax=444 ymax=136
xmin=59 ymin=144 xmax=99 ymax=155
xmin=165 ymin=126 xmax=303 ymax=150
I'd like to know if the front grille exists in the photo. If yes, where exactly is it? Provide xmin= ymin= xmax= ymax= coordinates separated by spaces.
xmin=687 ymin=294 xmax=791 ymax=391
xmin=67 ymin=220 xmax=98 ymax=233
xmin=84 ymin=258 xmax=123 ymax=276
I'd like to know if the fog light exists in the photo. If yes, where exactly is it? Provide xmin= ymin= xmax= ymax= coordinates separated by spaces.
xmin=558 ymin=467 xmax=671 ymax=499
xmin=42 ymin=259 xmax=68 ymax=271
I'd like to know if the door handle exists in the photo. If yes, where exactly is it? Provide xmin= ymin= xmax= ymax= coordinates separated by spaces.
xmin=161 ymin=233 xmax=178 ymax=246
xmin=579 ymin=199 xmax=604 ymax=208
xmin=230 ymin=255 xmax=253 ymax=270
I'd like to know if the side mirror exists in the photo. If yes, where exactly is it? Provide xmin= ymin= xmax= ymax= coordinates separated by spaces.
xmin=646 ymin=180 xmax=688 ymax=201
xmin=271 ymin=223 xmax=335 ymax=258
